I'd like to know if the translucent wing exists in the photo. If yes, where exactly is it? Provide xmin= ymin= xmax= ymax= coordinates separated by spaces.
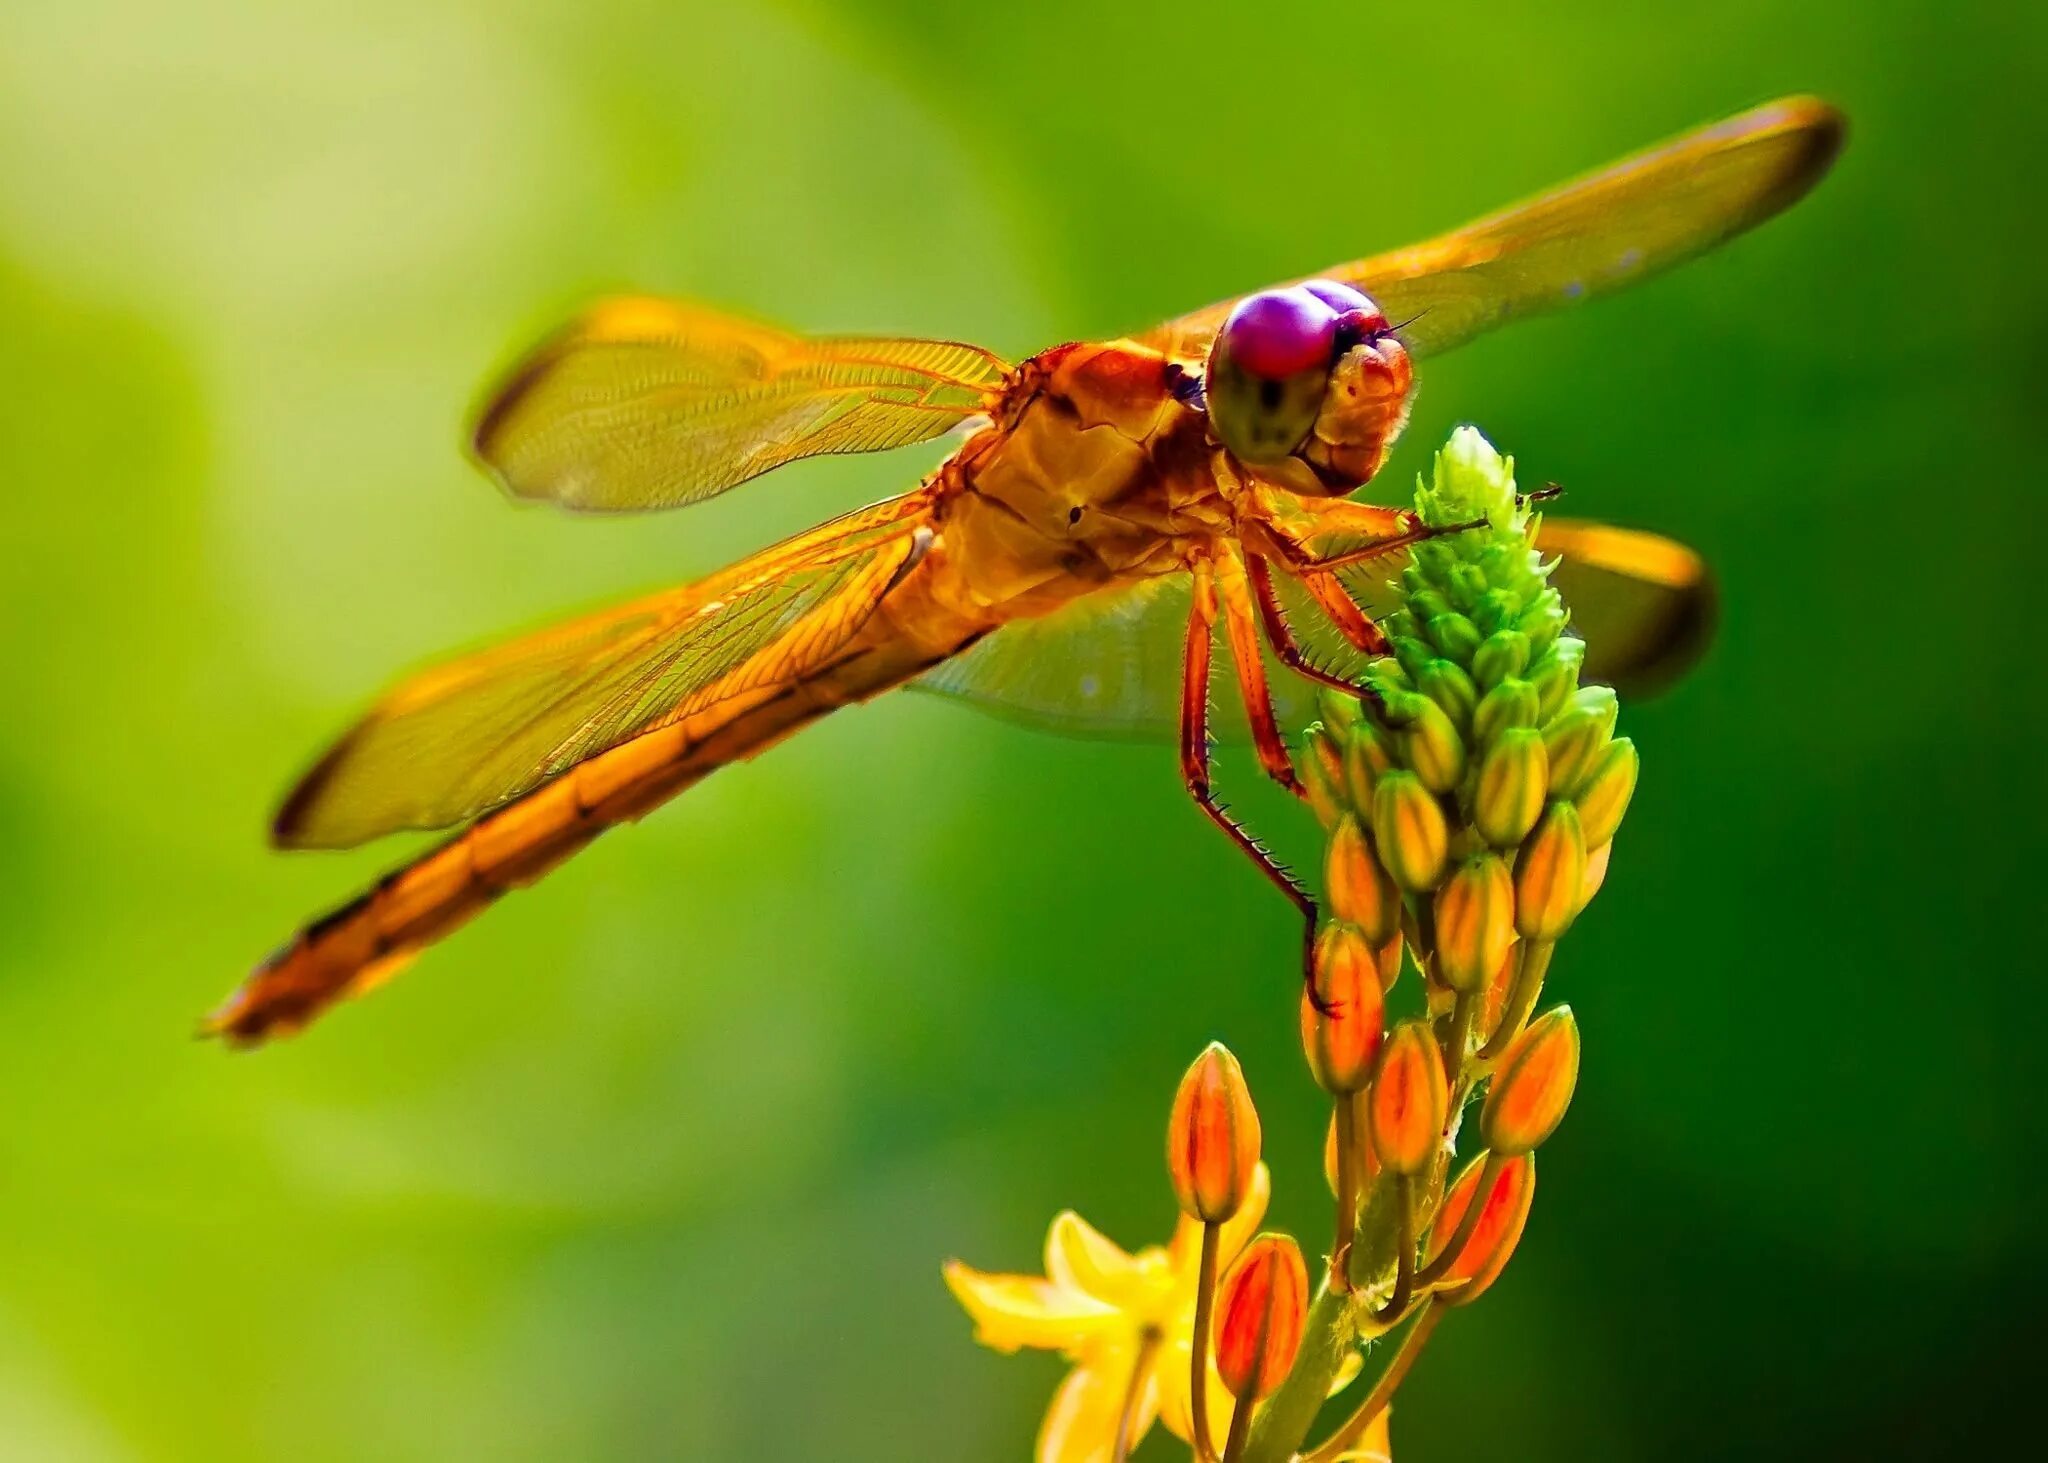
xmin=276 ymin=493 xmax=934 ymax=848
xmin=1140 ymin=96 xmax=1844 ymax=362
xmin=473 ymin=297 xmax=1008 ymax=512
xmin=914 ymin=574 xmax=1317 ymax=744
xmin=1523 ymin=519 xmax=1714 ymax=692
xmin=918 ymin=520 xmax=1710 ymax=741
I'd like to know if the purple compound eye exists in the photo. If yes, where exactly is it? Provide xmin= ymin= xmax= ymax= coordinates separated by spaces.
xmin=1218 ymin=287 xmax=1339 ymax=380
xmin=1301 ymin=279 xmax=1375 ymax=315
xmin=1303 ymin=279 xmax=1390 ymax=339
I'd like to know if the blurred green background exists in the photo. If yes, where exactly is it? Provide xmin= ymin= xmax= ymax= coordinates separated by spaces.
xmin=1 ymin=1 xmax=2039 ymax=1458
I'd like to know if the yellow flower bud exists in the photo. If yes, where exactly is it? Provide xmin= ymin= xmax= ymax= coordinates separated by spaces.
xmin=1473 ymin=676 xmax=1540 ymax=748
xmin=1367 ymin=1019 xmax=1448 ymax=1177
xmin=1303 ymin=924 xmax=1385 ymax=1094
xmin=1542 ymin=686 xmax=1618 ymax=795
xmin=1433 ymin=854 xmax=1516 ymax=994
xmin=1215 ymin=1234 xmax=1309 ymax=1399
xmin=1575 ymin=737 xmax=1638 ymax=848
xmin=1529 ymin=638 xmax=1585 ymax=722
xmin=1342 ymin=727 xmax=1394 ymax=810
xmin=1514 ymin=802 xmax=1586 ymax=941
xmin=1473 ymin=728 xmax=1549 ymax=848
xmin=1387 ymin=692 xmax=1465 ymax=795
xmin=1576 ymin=839 xmax=1612 ymax=914
xmin=1372 ymin=772 xmax=1449 ymax=893
xmin=1167 ymin=1043 xmax=1262 ymax=1223
xmin=1428 ymin=1153 xmax=1536 ymax=1308
xmin=1481 ymin=1006 xmax=1580 ymax=1155
xmin=1325 ymin=816 xmax=1401 ymax=945
xmin=1301 ymin=732 xmax=1345 ymax=828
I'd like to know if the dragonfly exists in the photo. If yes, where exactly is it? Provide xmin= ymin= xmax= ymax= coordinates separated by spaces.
xmin=210 ymin=96 xmax=1843 ymax=1043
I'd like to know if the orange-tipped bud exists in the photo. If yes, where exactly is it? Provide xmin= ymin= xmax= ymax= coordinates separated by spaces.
xmin=1372 ymin=771 xmax=1449 ymax=893
xmin=1482 ymin=1006 xmax=1580 ymax=1155
xmin=1168 ymin=1042 xmax=1263 ymax=1223
xmin=1433 ymin=854 xmax=1516 ymax=994
xmin=1367 ymin=1019 xmax=1448 ymax=1177
xmin=1480 ymin=943 xmax=1519 ymax=1045
xmin=1372 ymin=932 xmax=1405 ymax=993
xmin=1326 ymin=816 xmax=1402 ymax=945
xmin=1514 ymin=801 xmax=1586 ymax=940
xmin=1429 ymin=1153 xmax=1536 ymax=1307
xmin=1322 ymin=1105 xmax=1380 ymax=1195
xmin=1303 ymin=924 xmax=1386 ymax=1094
xmin=1342 ymin=726 xmax=1395 ymax=809
xmin=1576 ymin=839 xmax=1612 ymax=915
xmin=1214 ymin=1233 xmax=1309 ymax=1399
xmin=1301 ymin=732 xmax=1346 ymax=828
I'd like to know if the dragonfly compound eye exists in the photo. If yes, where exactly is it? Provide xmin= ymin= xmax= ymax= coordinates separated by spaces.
xmin=1206 ymin=286 xmax=1342 ymax=464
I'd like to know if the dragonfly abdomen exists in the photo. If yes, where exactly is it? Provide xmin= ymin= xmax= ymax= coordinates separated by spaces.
xmin=209 ymin=611 xmax=982 ymax=1045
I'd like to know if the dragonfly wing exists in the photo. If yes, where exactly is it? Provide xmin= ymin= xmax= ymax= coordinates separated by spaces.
xmin=913 ymin=573 xmax=1319 ymax=744
xmin=921 ymin=518 xmax=1711 ymax=744
xmin=473 ymin=297 xmax=1008 ymax=512
xmin=1530 ymin=518 xmax=1714 ymax=691
xmin=1140 ymin=96 xmax=1844 ymax=362
xmin=276 ymin=491 xmax=935 ymax=848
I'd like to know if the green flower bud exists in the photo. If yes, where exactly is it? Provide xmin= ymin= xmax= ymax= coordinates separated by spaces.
xmin=1390 ymin=635 xmax=1434 ymax=687
xmin=1406 ymin=590 xmax=1451 ymax=628
xmin=1384 ymin=692 xmax=1465 ymax=795
xmin=1529 ymin=638 xmax=1585 ymax=722
xmin=1574 ymin=737 xmax=1639 ymax=849
xmin=1543 ymin=686 xmax=1619 ymax=796
xmin=1433 ymin=854 xmax=1516 ymax=994
xmin=1470 ymin=588 xmax=1522 ymax=638
xmin=1426 ymin=612 xmax=1482 ymax=664
xmin=1474 ymin=728 xmax=1549 ymax=848
xmin=1473 ymin=677 xmax=1541 ymax=748
xmin=1515 ymin=802 xmax=1587 ymax=940
xmin=1471 ymin=630 xmax=1530 ymax=690
xmin=1417 ymin=658 xmax=1479 ymax=733
xmin=1326 ymin=815 xmax=1402 ymax=945
xmin=1317 ymin=691 xmax=1363 ymax=738
xmin=1372 ymin=771 xmax=1449 ymax=893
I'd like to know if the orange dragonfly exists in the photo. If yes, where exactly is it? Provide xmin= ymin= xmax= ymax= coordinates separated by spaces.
xmin=210 ymin=96 xmax=1843 ymax=1043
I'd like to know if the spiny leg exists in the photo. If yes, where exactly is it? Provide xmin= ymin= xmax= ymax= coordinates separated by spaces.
xmin=1213 ymin=544 xmax=1303 ymax=798
xmin=1244 ymin=551 xmax=1383 ymax=696
xmin=1182 ymin=555 xmax=1321 ymax=1001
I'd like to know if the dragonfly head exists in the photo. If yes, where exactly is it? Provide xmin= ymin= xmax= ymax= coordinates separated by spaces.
xmin=1205 ymin=281 xmax=1413 ymax=495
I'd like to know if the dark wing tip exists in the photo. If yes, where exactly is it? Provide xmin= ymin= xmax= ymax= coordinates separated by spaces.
xmin=269 ymin=736 xmax=358 ymax=850
xmin=1755 ymin=95 xmax=1849 ymax=208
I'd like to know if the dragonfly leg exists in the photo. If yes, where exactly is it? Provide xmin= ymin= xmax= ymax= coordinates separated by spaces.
xmin=1213 ymin=545 xmax=1304 ymax=798
xmin=1244 ymin=551 xmax=1387 ymax=698
xmin=1182 ymin=556 xmax=1323 ymax=1003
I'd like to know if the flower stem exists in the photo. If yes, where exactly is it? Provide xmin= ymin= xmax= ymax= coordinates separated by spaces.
xmin=1477 ymin=939 xmax=1553 ymax=1061
xmin=1439 ymin=990 xmax=1476 ymax=1082
xmin=1369 ymin=1175 xmax=1416 ymax=1324
xmin=1300 ymin=1302 xmax=1444 ymax=1463
xmin=1415 ymin=1151 xmax=1503 ymax=1287
xmin=1191 ymin=1221 xmax=1223 ymax=1463
xmin=1330 ymin=1098 xmax=1360 ymax=1294
xmin=1221 ymin=1391 xmax=1256 ymax=1462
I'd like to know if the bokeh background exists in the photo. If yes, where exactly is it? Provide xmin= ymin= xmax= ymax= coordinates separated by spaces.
xmin=1 ymin=1 xmax=2040 ymax=1458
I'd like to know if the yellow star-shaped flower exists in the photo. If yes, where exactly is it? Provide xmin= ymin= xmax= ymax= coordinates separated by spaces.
xmin=944 ymin=1166 xmax=1270 ymax=1462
